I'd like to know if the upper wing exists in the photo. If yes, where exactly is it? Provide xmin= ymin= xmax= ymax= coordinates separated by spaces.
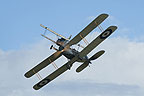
xmin=24 ymin=51 xmax=62 ymax=78
xmin=33 ymin=56 xmax=78 ymax=90
xmin=79 ymin=26 xmax=117 ymax=58
xmin=67 ymin=14 xmax=108 ymax=46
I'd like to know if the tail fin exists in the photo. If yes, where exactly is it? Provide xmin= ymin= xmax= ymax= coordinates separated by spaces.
xmin=40 ymin=24 xmax=69 ymax=40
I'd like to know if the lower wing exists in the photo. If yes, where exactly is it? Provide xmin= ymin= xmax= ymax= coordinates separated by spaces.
xmin=33 ymin=56 xmax=78 ymax=90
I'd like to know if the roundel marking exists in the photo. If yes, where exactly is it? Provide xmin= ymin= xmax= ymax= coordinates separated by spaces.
xmin=37 ymin=79 xmax=51 ymax=87
xmin=100 ymin=29 xmax=112 ymax=39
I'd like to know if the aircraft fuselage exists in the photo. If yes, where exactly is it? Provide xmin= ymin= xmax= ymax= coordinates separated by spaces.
xmin=56 ymin=38 xmax=89 ymax=62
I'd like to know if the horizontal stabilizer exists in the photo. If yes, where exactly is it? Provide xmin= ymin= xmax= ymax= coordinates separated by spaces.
xmin=90 ymin=50 xmax=105 ymax=60
xmin=76 ymin=50 xmax=105 ymax=73
xmin=76 ymin=61 xmax=89 ymax=73
xmin=40 ymin=24 xmax=69 ymax=40
xmin=41 ymin=34 xmax=57 ymax=44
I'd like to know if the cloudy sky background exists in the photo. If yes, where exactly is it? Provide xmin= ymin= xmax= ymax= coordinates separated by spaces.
xmin=0 ymin=0 xmax=144 ymax=96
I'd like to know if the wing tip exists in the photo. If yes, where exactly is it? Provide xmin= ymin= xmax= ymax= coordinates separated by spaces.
xmin=33 ymin=85 xmax=39 ymax=90
xmin=33 ymin=78 xmax=51 ymax=90
xmin=100 ymin=13 xmax=109 ymax=17
xmin=108 ymin=26 xmax=118 ymax=31
xmin=76 ymin=68 xmax=81 ymax=73
xmin=24 ymin=73 xmax=31 ymax=78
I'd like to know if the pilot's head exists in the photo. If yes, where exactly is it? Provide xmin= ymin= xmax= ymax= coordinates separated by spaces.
xmin=56 ymin=38 xmax=66 ymax=46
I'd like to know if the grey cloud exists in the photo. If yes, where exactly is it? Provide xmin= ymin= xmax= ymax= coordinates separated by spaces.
xmin=39 ymin=81 xmax=144 ymax=96
xmin=1 ymin=32 xmax=144 ymax=96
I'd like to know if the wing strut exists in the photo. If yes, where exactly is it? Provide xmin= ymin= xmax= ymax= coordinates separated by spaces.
xmin=79 ymin=34 xmax=89 ymax=45
xmin=49 ymin=59 xmax=58 ymax=69
xmin=33 ymin=70 xmax=43 ymax=80
xmin=95 ymin=21 xmax=104 ymax=32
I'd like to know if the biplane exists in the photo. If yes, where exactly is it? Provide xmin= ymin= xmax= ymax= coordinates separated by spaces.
xmin=24 ymin=13 xmax=117 ymax=90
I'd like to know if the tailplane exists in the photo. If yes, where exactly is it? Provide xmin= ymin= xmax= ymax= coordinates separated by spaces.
xmin=90 ymin=50 xmax=105 ymax=60
xmin=76 ymin=50 xmax=105 ymax=73
xmin=40 ymin=24 xmax=69 ymax=40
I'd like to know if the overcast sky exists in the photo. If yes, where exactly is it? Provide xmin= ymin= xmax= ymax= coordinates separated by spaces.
xmin=0 ymin=0 xmax=144 ymax=96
